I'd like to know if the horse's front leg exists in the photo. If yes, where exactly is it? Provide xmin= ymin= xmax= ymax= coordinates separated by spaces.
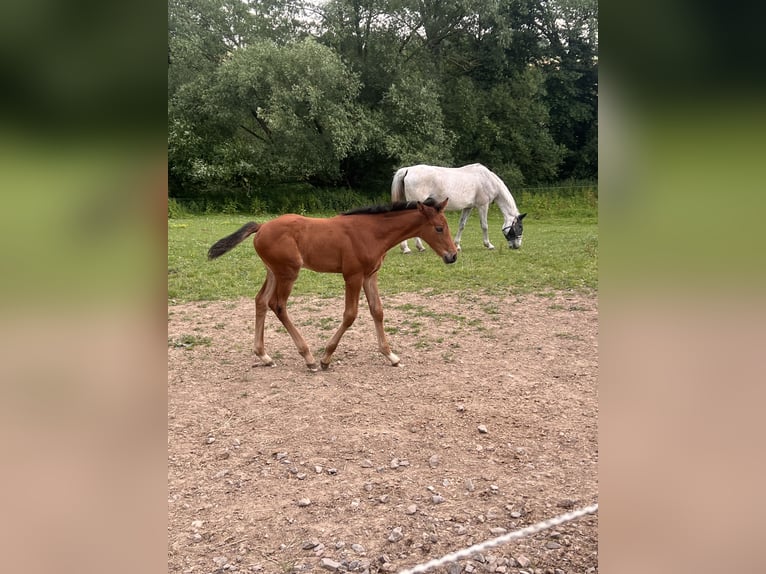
xmin=477 ymin=205 xmax=495 ymax=249
xmin=320 ymin=276 xmax=362 ymax=370
xmin=454 ymin=207 xmax=473 ymax=251
xmin=362 ymin=273 xmax=400 ymax=367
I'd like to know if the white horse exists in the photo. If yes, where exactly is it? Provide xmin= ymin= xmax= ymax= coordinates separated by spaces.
xmin=391 ymin=163 xmax=526 ymax=252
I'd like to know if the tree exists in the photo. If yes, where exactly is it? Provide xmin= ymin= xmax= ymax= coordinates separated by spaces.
xmin=536 ymin=0 xmax=598 ymax=179
xmin=170 ymin=37 xmax=371 ymax=195
xmin=168 ymin=0 xmax=598 ymax=204
xmin=379 ymin=69 xmax=455 ymax=166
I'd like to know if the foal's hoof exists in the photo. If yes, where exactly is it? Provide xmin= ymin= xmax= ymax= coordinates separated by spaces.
xmin=306 ymin=363 xmax=319 ymax=372
xmin=320 ymin=361 xmax=330 ymax=371
xmin=254 ymin=353 xmax=274 ymax=367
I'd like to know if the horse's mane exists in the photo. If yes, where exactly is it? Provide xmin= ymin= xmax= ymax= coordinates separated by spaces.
xmin=343 ymin=197 xmax=437 ymax=216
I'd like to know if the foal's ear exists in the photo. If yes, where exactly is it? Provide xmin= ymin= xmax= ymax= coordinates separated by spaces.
xmin=437 ymin=198 xmax=449 ymax=211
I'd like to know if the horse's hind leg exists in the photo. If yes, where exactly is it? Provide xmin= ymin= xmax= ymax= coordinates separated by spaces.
xmin=454 ymin=207 xmax=473 ymax=251
xmin=253 ymin=272 xmax=276 ymax=367
xmin=320 ymin=276 xmax=363 ymax=370
xmin=269 ymin=273 xmax=319 ymax=371
xmin=362 ymin=274 xmax=400 ymax=367
xmin=414 ymin=237 xmax=426 ymax=252
xmin=477 ymin=204 xmax=495 ymax=249
xmin=400 ymin=239 xmax=412 ymax=254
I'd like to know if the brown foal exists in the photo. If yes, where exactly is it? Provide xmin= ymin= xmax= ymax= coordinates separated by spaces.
xmin=208 ymin=198 xmax=458 ymax=371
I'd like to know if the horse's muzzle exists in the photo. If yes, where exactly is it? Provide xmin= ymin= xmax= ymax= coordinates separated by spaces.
xmin=443 ymin=252 xmax=458 ymax=264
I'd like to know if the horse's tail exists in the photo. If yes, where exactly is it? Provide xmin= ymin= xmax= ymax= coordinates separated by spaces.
xmin=391 ymin=168 xmax=408 ymax=203
xmin=207 ymin=221 xmax=260 ymax=260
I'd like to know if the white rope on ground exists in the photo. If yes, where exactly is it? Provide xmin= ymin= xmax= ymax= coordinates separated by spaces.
xmin=397 ymin=503 xmax=598 ymax=574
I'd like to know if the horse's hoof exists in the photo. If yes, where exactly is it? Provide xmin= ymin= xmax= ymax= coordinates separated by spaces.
xmin=320 ymin=361 xmax=330 ymax=370
xmin=307 ymin=363 xmax=319 ymax=372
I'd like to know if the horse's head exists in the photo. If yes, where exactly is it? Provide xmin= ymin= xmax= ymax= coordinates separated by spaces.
xmin=417 ymin=198 xmax=458 ymax=264
xmin=502 ymin=213 xmax=527 ymax=249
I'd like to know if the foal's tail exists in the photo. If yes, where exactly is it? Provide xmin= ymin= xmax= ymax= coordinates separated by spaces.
xmin=391 ymin=168 xmax=408 ymax=203
xmin=207 ymin=221 xmax=260 ymax=260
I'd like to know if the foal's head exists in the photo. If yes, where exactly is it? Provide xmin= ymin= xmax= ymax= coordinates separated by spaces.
xmin=417 ymin=198 xmax=458 ymax=264
xmin=502 ymin=213 xmax=527 ymax=249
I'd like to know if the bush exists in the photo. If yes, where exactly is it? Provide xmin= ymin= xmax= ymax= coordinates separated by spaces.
xmin=514 ymin=182 xmax=598 ymax=219
xmin=168 ymin=197 xmax=188 ymax=219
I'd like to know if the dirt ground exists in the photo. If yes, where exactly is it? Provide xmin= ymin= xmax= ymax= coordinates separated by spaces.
xmin=168 ymin=289 xmax=598 ymax=574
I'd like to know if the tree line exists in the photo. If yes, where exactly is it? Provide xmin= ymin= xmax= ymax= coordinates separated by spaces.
xmin=168 ymin=0 xmax=597 ymax=210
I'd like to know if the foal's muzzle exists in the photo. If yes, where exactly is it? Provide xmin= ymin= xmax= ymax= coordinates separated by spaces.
xmin=443 ymin=252 xmax=458 ymax=264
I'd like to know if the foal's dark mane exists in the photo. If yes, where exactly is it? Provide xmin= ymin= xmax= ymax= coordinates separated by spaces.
xmin=342 ymin=197 xmax=436 ymax=216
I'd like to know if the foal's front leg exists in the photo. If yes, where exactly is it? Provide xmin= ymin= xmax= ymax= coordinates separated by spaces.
xmin=320 ymin=276 xmax=362 ymax=370
xmin=363 ymin=273 xmax=400 ymax=367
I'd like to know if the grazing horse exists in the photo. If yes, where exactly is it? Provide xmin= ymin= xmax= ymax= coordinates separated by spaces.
xmin=207 ymin=198 xmax=457 ymax=371
xmin=391 ymin=163 xmax=526 ymax=252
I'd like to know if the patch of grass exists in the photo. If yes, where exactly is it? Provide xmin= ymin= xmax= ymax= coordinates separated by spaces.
xmin=168 ymin=334 xmax=212 ymax=349
xmin=555 ymin=332 xmax=580 ymax=340
xmin=301 ymin=316 xmax=335 ymax=330
xmin=536 ymin=291 xmax=558 ymax=298
xmin=399 ymin=319 xmax=423 ymax=335
xmin=414 ymin=338 xmax=431 ymax=350
xmin=168 ymin=205 xmax=597 ymax=302
xmin=482 ymin=302 xmax=500 ymax=315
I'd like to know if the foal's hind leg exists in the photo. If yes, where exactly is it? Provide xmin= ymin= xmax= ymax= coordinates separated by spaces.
xmin=253 ymin=272 xmax=276 ymax=367
xmin=320 ymin=276 xmax=362 ymax=370
xmin=362 ymin=273 xmax=400 ymax=366
xmin=269 ymin=272 xmax=319 ymax=371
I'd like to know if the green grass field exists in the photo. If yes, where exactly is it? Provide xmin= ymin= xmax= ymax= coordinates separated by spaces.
xmin=168 ymin=204 xmax=597 ymax=302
